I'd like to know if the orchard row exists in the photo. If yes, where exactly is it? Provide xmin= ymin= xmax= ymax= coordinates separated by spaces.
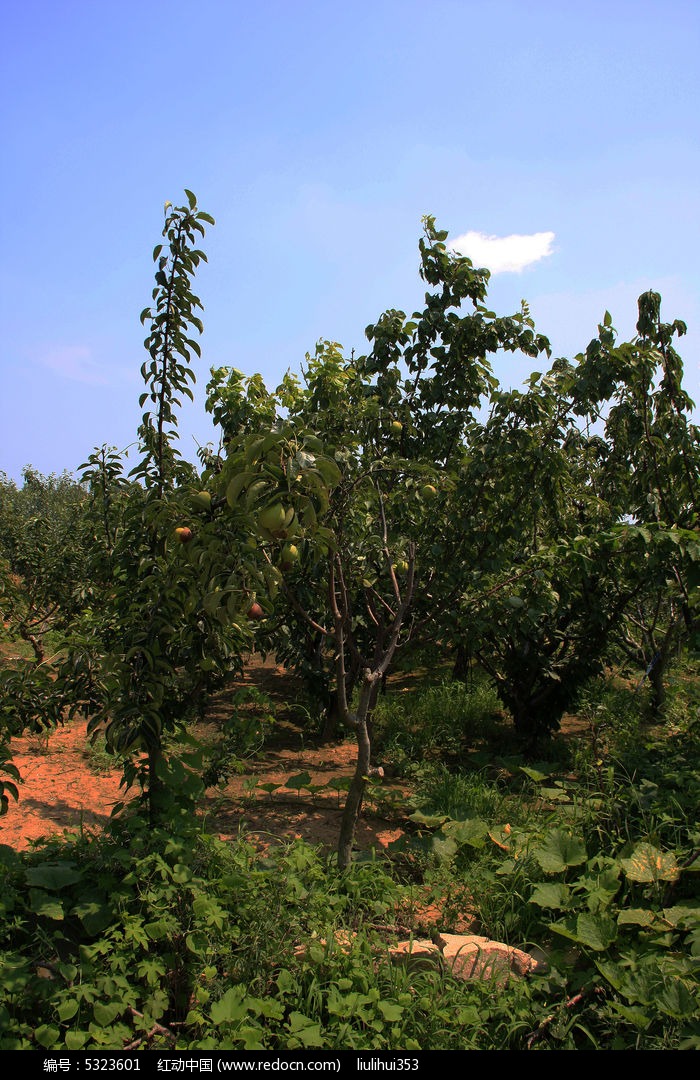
xmin=1 ymin=192 xmax=698 ymax=862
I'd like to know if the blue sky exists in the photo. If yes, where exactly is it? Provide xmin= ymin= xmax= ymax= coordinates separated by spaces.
xmin=1 ymin=0 xmax=698 ymax=483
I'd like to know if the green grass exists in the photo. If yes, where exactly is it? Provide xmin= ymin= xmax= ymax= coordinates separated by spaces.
xmin=373 ymin=676 xmax=503 ymax=772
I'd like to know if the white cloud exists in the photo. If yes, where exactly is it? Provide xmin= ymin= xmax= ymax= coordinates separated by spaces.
xmin=448 ymin=230 xmax=556 ymax=274
xmin=39 ymin=346 xmax=109 ymax=385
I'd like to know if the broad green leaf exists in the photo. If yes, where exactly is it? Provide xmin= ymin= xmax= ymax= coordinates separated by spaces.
xmin=34 ymin=1024 xmax=60 ymax=1048
xmin=580 ymin=867 xmax=621 ymax=911
xmin=144 ymin=919 xmax=170 ymax=941
xmin=609 ymin=1003 xmax=651 ymax=1029
xmin=65 ymin=1031 xmax=88 ymax=1050
xmin=408 ymin=809 xmax=449 ymax=828
xmin=617 ymin=908 xmax=656 ymax=927
xmin=211 ymin=987 xmax=248 ymax=1026
xmin=1 ymin=958 xmax=31 ymax=993
xmin=519 ymin=765 xmax=549 ymax=782
xmin=378 ymin=1001 xmax=404 ymax=1021
xmin=529 ymin=882 xmax=570 ymax=909
xmin=538 ymin=786 xmax=571 ymax=803
xmin=534 ymin=830 xmax=587 ymax=873
xmin=327 ymin=776 xmax=351 ymax=793
xmin=226 ymin=472 xmax=255 ymax=507
xmin=574 ymin=912 xmax=617 ymax=950
xmin=443 ymin=817 xmax=489 ymax=848
xmin=284 ymin=772 xmax=312 ymax=792
xmin=551 ymin=912 xmax=617 ymax=950
xmin=29 ymin=890 xmax=64 ymax=920
xmin=663 ymin=904 xmax=700 ymax=928
xmin=595 ymin=958 xmax=629 ymax=995
xmin=596 ymin=959 xmax=658 ymax=1005
xmin=258 ymin=783 xmax=281 ymax=796
xmin=26 ymin=862 xmax=83 ymax=891
xmin=431 ymin=835 xmax=458 ymax=862
xmin=93 ymin=1001 xmax=122 ymax=1026
xmin=235 ymin=1027 xmax=266 ymax=1050
xmin=314 ymin=457 xmax=342 ymax=487
xmin=657 ymin=980 xmax=696 ymax=1019
xmin=186 ymin=931 xmax=209 ymax=955
xmin=72 ymin=901 xmax=113 ymax=936
xmin=257 ymin=998 xmax=285 ymax=1021
xmin=621 ymin=844 xmax=680 ymax=883
xmin=287 ymin=1012 xmax=325 ymax=1047
xmin=57 ymin=999 xmax=79 ymax=1022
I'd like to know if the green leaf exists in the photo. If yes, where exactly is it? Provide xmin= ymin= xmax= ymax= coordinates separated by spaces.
xmin=185 ymin=931 xmax=209 ymax=956
xmin=408 ymin=809 xmax=449 ymax=828
xmin=657 ymin=980 xmax=696 ymax=1019
xmin=57 ymin=999 xmax=79 ymax=1022
xmin=534 ymin=830 xmax=587 ymax=873
xmin=144 ymin=919 xmax=170 ymax=941
xmin=26 ymin=862 xmax=83 ymax=890
xmin=72 ymin=901 xmax=113 ymax=936
xmin=235 ymin=1026 xmax=266 ymax=1050
xmin=313 ymin=457 xmax=342 ymax=487
xmin=34 ymin=1024 xmax=60 ymax=1048
xmin=529 ymin=882 xmax=570 ymax=909
xmin=552 ymin=912 xmax=617 ymax=951
xmin=258 ymin=782 xmax=281 ymax=796
xmin=663 ymin=904 xmax=700 ymax=928
xmin=617 ymin=908 xmax=656 ymax=927
xmin=286 ymin=1012 xmax=325 ymax=1047
xmin=284 ymin=772 xmax=312 ymax=792
xmin=443 ymin=817 xmax=489 ymax=848
xmin=378 ymin=1001 xmax=404 ymax=1021
xmin=226 ymin=471 xmax=257 ymax=507
xmin=519 ymin=765 xmax=549 ymax=782
xmin=431 ymin=834 xmax=458 ymax=862
xmin=93 ymin=1001 xmax=122 ymax=1026
xmin=621 ymin=844 xmax=680 ymax=883
xmin=211 ymin=987 xmax=249 ymax=1026
xmin=65 ymin=1031 xmax=88 ymax=1050
xmin=608 ymin=1003 xmax=651 ymax=1029
xmin=184 ymin=189 xmax=197 ymax=209
xmin=29 ymin=890 xmax=64 ymax=920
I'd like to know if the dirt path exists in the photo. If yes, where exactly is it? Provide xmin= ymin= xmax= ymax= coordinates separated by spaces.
xmin=0 ymin=720 xmax=127 ymax=850
xmin=0 ymin=658 xmax=407 ymax=855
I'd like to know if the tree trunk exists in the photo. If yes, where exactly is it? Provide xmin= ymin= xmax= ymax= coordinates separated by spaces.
xmin=321 ymin=656 xmax=360 ymax=742
xmin=320 ymin=688 xmax=342 ymax=741
xmin=452 ymin=643 xmax=470 ymax=683
xmin=648 ymin=654 xmax=666 ymax=716
xmin=337 ymin=676 xmax=376 ymax=869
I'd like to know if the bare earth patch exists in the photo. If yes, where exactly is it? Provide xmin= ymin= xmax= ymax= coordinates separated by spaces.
xmin=0 ymin=658 xmax=407 ymax=856
xmin=0 ymin=720 xmax=127 ymax=850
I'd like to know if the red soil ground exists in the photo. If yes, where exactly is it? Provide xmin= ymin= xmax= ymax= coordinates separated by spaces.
xmin=0 ymin=657 xmax=407 ymax=856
